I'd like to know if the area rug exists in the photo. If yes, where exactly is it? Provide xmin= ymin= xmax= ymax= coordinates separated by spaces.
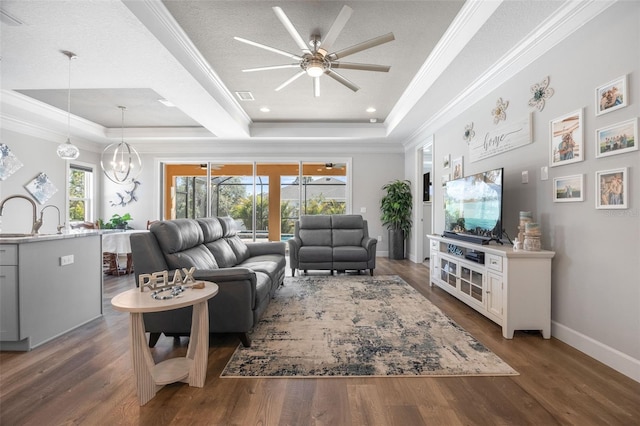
xmin=221 ymin=275 xmax=517 ymax=378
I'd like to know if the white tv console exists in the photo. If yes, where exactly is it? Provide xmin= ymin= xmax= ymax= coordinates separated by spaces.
xmin=428 ymin=234 xmax=555 ymax=339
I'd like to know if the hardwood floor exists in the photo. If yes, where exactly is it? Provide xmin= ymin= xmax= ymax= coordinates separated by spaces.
xmin=1 ymin=258 xmax=639 ymax=425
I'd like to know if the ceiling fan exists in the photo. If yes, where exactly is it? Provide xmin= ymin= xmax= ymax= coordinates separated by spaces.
xmin=234 ymin=5 xmax=394 ymax=97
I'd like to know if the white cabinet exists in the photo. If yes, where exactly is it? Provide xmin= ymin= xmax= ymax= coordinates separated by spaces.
xmin=0 ymin=235 xmax=103 ymax=351
xmin=428 ymin=235 xmax=554 ymax=339
xmin=0 ymin=245 xmax=19 ymax=341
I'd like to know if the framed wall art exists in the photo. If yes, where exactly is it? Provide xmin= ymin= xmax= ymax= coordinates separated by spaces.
xmin=24 ymin=172 xmax=58 ymax=204
xmin=443 ymin=154 xmax=450 ymax=169
xmin=553 ymin=174 xmax=583 ymax=202
xmin=595 ymin=75 xmax=627 ymax=116
xmin=550 ymin=109 xmax=583 ymax=167
xmin=451 ymin=156 xmax=463 ymax=179
xmin=0 ymin=143 xmax=23 ymax=181
xmin=596 ymin=167 xmax=628 ymax=209
xmin=595 ymin=117 xmax=637 ymax=158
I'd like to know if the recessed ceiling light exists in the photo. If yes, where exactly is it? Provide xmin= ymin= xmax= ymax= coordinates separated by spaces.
xmin=260 ymin=107 xmax=271 ymax=113
xmin=370 ymin=118 xmax=378 ymax=123
xmin=158 ymin=98 xmax=175 ymax=107
xmin=366 ymin=107 xmax=376 ymax=113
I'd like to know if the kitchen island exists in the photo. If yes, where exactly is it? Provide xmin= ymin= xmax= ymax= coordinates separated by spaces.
xmin=0 ymin=230 xmax=103 ymax=351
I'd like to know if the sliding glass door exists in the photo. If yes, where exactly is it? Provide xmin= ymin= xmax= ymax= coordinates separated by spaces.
xmin=164 ymin=160 xmax=348 ymax=242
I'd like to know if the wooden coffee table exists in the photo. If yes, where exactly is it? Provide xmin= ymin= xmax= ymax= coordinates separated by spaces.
xmin=111 ymin=282 xmax=218 ymax=405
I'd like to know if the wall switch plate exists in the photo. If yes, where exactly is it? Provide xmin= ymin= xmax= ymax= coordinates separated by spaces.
xmin=360 ymin=207 xmax=367 ymax=213
xmin=377 ymin=235 xmax=382 ymax=242
xmin=541 ymin=166 xmax=549 ymax=181
xmin=60 ymin=255 xmax=74 ymax=266
xmin=521 ymin=170 xmax=529 ymax=184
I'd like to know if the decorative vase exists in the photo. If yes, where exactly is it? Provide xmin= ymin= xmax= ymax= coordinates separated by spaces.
xmin=388 ymin=229 xmax=405 ymax=260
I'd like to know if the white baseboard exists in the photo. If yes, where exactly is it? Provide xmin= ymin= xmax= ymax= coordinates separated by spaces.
xmin=552 ymin=321 xmax=640 ymax=383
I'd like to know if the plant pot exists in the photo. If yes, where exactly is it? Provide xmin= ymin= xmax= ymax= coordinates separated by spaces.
xmin=388 ymin=229 xmax=405 ymax=260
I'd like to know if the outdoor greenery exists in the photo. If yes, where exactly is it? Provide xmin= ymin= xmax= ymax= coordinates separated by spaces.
xmin=380 ymin=179 xmax=413 ymax=239
xmin=69 ymin=168 xmax=87 ymax=222
xmin=173 ymin=175 xmax=346 ymax=236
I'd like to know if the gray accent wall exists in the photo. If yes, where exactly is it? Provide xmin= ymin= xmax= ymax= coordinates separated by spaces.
xmin=425 ymin=1 xmax=639 ymax=380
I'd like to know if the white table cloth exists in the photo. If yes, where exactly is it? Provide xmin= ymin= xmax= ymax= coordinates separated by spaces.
xmin=102 ymin=230 xmax=148 ymax=254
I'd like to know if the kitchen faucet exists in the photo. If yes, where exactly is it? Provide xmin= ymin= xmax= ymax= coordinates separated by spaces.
xmin=0 ymin=194 xmax=43 ymax=235
xmin=40 ymin=205 xmax=64 ymax=234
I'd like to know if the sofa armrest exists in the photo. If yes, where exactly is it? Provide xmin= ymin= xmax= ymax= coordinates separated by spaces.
xmin=362 ymin=237 xmax=378 ymax=255
xmin=193 ymin=267 xmax=257 ymax=309
xmin=288 ymin=237 xmax=302 ymax=262
xmin=246 ymin=241 xmax=286 ymax=257
xmin=193 ymin=267 xmax=256 ymax=283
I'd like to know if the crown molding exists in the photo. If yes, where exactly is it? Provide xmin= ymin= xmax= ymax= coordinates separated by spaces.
xmin=402 ymin=0 xmax=616 ymax=151
xmin=1 ymin=89 xmax=107 ymax=149
xmin=385 ymin=0 xmax=503 ymax=136
xmin=130 ymin=138 xmax=402 ymax=155
xmin=250 ymin=122 xmax=387 ymax=139
xmin=104 ymin=126 xmax=214 ymax=141
xmin=122 ymin=0 xmax=251 ymax=138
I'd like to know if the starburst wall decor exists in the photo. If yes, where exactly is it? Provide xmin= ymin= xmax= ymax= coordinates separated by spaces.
xmin=492 ymin=97 xmax=509 ymax=124
xmin=529 ymin=76 xmax=554 ymax=111
xmin=463 ymin=122 xmax=475 ymax=144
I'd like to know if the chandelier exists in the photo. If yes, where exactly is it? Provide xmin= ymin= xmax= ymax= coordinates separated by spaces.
xmin=100 ymin=106 xmax=142 ymax=184
xmin=56 ymin=50 xmax=80 ymax=160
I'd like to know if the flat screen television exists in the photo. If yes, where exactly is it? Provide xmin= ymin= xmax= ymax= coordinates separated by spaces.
xmin=443 ymin=167 xmax=503 ymax=243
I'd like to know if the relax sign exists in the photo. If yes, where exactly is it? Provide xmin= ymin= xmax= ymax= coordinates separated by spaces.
xmin=138 ymin=267 xmax=197 ymax=291
xmin=469 ymin=113 xmax=532 ymax=163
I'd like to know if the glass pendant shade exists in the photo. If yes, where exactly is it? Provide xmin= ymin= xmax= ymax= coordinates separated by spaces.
xmin=101 ymin=106 xmax=142 ymax=184
xmin=57 ymin=139 xmax=80 ymax=160
xmin=57 ymin=50 xmax=80 ymax=161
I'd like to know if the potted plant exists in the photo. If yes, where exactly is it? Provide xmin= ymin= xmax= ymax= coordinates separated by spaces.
xmin=100 ymin=213 xmax=132 ymax=230
xmin=380 ymin=180 xmax=413 ymax=259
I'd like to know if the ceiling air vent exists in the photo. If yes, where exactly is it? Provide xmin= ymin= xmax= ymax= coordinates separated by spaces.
xmin=235 ymin=91 xmax=255 ymax=101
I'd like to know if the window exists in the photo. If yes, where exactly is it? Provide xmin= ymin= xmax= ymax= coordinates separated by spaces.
xmin=165 ymin=161 xmax=349 ymax=242
xmin=69 ymin=164 xmax=94 ymax=223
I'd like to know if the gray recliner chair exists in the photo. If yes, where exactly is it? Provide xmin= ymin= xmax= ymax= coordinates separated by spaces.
xmin=288 ymin=214 xmax=377 ymax=276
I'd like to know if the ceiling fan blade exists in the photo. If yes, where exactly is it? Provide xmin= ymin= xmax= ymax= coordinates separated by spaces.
xmin=328 ymin=32 xmax=395 ymax=60
xmin=331 ymin=62 xmax=390 ymax=72
xmin=318 ymin=5 xmax=353 ymax=56
xmin=242 ymin=64 xmax=301 ymax=73
xmin=326 ymin=69 xmax=359 ymax=92
xmin=272 ymin=7 xmax=311 ymax=54
xmin=313 ymin=77 xmax=320 ymax=97
xmin=234 ymin=36 xmax=303 ymax=60
xmin=275 ymin=71 xmax=306 ymax=92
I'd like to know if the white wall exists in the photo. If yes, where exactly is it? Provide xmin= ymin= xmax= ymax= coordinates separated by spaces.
xmin=101 ymin=152 xmax=156 ymax=230
xmin=0 ymin=129 xmax=101 ymax=234
xmin=422 ymin=2 xmax=639 ymax=381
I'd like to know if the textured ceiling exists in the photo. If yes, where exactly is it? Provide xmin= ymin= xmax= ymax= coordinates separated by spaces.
xmin=163 ymin=0 xmax=464 ymax=123
xmin=0 ymin=0 xmax=607 ymax=147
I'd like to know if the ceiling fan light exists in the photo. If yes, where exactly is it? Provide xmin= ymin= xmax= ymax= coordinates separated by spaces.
xmin=306 ymin=64 xmax=324 ymax=78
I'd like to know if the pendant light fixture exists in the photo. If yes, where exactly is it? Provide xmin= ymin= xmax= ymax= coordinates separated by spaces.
xmin=56 ymin=50 xmax=80 ymax=160
xmin=100 ymin=106 xmax=142 ymax=184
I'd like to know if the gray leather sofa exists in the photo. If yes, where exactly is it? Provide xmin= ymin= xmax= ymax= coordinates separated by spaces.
xmin=130 ymin=217 xmax=286 ymax=347
xmin=288 ymin=214 xmax=377 ymax=276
